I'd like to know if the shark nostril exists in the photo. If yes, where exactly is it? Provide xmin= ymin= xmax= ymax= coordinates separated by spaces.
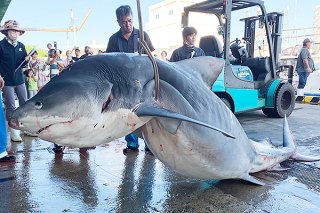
xmin=35 ymin=102 xmax=43 ymax=109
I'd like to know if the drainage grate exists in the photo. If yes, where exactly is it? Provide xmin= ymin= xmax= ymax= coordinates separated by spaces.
xmin=266 ymin=161 xmax=320 ymax=192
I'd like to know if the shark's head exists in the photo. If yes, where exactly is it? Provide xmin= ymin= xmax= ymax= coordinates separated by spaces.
xmin=10 ymin=54 xmax=153 ymax=147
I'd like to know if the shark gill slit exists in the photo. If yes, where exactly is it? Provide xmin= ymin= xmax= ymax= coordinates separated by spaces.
xmin=101 ymin=95 xmax=112 ymax=113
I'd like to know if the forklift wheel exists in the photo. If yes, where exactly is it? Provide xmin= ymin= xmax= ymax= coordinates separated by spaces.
xmin=262 ymin=83 xmax=295 ymax=118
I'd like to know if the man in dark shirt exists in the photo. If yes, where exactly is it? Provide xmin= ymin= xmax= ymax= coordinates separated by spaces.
xmin=170 ymin=26 xmax=205 ymax=62
xmin=106 ymin=5 xmax=155 ymax=54
xmin=0 ymin=20 xmax=30 ymax=142
xmin=72 ymin=47 xmax=81 ymax=62
xmin=106 ymin=5 xmax=155 ymax=154
xmin=79 ymin=46 xmax=93 ymax=60
xmin=296 ymin=38 xmax=315 ymax=89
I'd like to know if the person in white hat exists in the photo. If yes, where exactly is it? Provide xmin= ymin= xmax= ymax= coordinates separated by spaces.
xmin=0 ymin=20 xmax=30 ymax=142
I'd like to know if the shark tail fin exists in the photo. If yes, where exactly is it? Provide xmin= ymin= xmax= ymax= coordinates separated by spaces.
xmin=283 ymin=115 xmax=295 ymax=149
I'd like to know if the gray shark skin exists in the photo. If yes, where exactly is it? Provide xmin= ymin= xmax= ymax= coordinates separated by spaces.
xmin=9 ymin=53 xmax=320 ymax=185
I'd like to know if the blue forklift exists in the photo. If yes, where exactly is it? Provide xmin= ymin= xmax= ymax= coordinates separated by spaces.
xmin=182 ymin=0 xmax=295 ymax=117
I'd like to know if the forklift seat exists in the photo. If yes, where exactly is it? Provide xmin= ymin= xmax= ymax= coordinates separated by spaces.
xmin=199 ymin=35 xmax=223 ymax=57
xmin=242 ymin=57 xmax=271 ymax=81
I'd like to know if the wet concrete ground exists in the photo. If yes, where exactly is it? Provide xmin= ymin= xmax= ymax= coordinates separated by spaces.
xmin=1 ymin=103 xmax=320 ymax=213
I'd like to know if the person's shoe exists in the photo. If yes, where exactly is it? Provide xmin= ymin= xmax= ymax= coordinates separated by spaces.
xmin=123 ymin=146 xmax=139 ymax=154
xmin=52 ymin=144 xmax=64 ymax=153
xmin=9 ymin=127 xmax=23 ymax=142
xmin=0 ymin=155 xmax=15 ymax=163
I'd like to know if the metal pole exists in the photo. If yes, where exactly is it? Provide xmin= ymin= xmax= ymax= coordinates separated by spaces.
xmin=136 ymin=0 xmax=144 ymax=55
xmin=15 ymin=48 xmax=36 ymax=73
xmin=136 ymin=0 xmax=160 ymax=101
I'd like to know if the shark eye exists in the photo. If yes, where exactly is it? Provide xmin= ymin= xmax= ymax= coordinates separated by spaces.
xmin=101 ymin=96 xmax=111 ymax=113
xmin=35 ymin=102 xmax=43 ymax=109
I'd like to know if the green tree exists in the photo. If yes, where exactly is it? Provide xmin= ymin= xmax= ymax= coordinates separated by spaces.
xmin=25 ymin=45 xmax=48 ymax=58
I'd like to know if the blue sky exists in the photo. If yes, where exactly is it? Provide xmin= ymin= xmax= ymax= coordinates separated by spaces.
xmin=2 ymin=0 xmax=319 ymax=51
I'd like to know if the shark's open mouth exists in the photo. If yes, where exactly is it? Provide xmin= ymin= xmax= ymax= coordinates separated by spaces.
xmin=36 ymin=120 xmax=73 ymax=134
xmin=36 ymin=124 xmax=54 ymax=134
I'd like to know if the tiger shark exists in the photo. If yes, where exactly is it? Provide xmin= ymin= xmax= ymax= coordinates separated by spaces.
xmin=9 ymin=54 xmax=320 ymax=185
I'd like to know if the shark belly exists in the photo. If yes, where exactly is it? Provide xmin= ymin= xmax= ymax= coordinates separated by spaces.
xmin=141 ymin=119 xmax=254 ymax=180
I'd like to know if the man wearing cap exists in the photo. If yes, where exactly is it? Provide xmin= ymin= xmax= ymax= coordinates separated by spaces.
xmin=296 ymin=38 xmax=315 ymax=89
xmin=0 ymin=20 xmax=30 ymax=142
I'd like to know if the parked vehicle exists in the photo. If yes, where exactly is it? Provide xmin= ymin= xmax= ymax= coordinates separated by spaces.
xmin=182 ymin=0 xmax=295 ymax=117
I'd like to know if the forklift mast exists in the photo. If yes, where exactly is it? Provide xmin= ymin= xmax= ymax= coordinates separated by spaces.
xmin=242 ymin=12 xmax=283 ymax=68
xmin=268 ymin=12 xmax=283 ymax=68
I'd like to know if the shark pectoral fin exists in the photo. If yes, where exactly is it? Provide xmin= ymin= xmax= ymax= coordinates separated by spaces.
xmin=243 ymin=175 xmax=266 ymax=186
xmin=134 ymin=104 xmax=236 ymax=139
xmin=290 ymin=152 xmax=320 ymax=162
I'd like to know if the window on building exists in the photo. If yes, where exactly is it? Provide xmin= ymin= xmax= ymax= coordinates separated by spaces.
xmin=169 ymin=9 xmax=173 ymax=15
xmin=155 ymin=14 xmax=159 ymax=19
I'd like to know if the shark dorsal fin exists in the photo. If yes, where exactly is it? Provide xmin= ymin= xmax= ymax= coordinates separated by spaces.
xmin=175 ymin=56 xmax=224 ymax=87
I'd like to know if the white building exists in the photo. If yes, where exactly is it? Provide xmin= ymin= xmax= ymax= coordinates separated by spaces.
xmin=314 ymin=5 xmax=320 ymax=43
xmin=145 ymin=0 xmax=221 ymax=57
